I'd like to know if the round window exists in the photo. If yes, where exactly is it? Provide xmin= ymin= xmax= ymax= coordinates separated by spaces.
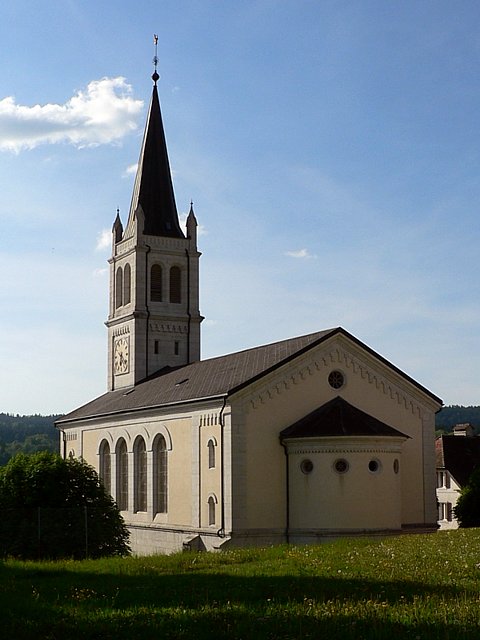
xmin=393 ymin=459 xmax=399 ymax=474
xmin=300 ymin=459 xmax=314 ymax=475
xmin=368 ymin=459 xmax=382 ymax=473
xmin=334 ymin=458 xmax=349 ymax=474
xmin=328 ymin=370 xmax=345 ymax=389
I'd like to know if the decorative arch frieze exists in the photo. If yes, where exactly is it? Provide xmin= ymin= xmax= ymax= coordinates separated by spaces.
xmin=246 ymin=343 xmax=426 ymax=418
xmin=199 ymin=412 xmax=220 ymax=427
xmin=113 ymin=326 xmax=130 ymax=338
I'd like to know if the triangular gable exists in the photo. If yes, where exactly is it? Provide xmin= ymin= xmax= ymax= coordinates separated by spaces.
xmin=280 ymin=396 xmax=409 ymax=440
xmin=58 ymin=327 xmax=442 ymax=424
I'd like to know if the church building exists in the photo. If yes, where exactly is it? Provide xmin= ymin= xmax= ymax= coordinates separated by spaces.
xmin=56 ymin=70 xmax=443 ymax=555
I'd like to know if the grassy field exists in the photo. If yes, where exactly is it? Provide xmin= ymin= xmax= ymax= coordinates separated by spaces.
xmin=1 ymin=529 xmax=480 ymax=639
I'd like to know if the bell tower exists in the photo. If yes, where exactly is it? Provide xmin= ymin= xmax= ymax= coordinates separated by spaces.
xmin=105 ymin=68 xmax=202 ymax=391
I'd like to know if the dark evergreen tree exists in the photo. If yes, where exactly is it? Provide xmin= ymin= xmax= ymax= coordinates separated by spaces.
xmin=0 ymin=452 xmax=130 ymax=559
xmin=454 ymin=466 xmax=480 ymax=528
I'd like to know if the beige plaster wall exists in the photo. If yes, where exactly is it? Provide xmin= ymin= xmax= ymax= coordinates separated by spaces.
xmin=235 ymin=335 xmax=440 ymax=532
xmin=81 ymin=414 xmax=193 ymax=527
xmin=199 ymin=423 xmax=222 ymax=529
xmin=287 ymin=439 xmax=403 ymax=530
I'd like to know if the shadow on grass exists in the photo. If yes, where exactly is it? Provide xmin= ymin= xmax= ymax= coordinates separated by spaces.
xmin=0 ymin=563 xmax=477 ymax=639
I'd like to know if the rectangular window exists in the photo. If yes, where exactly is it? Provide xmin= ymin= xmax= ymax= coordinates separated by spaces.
xmin=174 ymin=341 xmax=179 ymax=355
xmin=437 ymin=471 xmax=450 ymax=489
xmin=438 ymin=502 xmax=453 ymax=521
xmin=154 ymin=340 xmax=159 ymax=354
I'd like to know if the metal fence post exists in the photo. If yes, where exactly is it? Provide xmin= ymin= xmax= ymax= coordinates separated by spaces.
xmin=84 ymin=505 xmax=88 ymax=558
xmin=37 ymin=507 xmax=41 ymax=555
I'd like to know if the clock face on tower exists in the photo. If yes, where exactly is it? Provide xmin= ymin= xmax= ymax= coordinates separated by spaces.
xmin=114 ymin=337 xmax=130 ymax=375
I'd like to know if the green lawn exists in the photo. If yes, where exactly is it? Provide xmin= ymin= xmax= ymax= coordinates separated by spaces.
xmin=1 ymin=529 xmax=480 ymax=639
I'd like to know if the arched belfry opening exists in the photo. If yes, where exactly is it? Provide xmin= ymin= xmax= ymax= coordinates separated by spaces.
xmin=105 ymin=68 xmax=203 ymax=391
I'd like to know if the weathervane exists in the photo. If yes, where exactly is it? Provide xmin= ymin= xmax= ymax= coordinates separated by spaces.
xmin=152 ymin=34 xmax=159 ymax=84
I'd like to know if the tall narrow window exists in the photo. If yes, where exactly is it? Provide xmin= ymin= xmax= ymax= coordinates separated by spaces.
xmin=153 ymin=435 xmax=168 ymax=514
xmin=123 ymin=263 xmax=131 ymax=305
xmin=208 ymin=439 xmax=216 ymax=469
xmin=134 ymin=436 xmax=147 ymax=512
xmin=115 ymin=267 xmax=123 ymax=309
xmin=151 ymin=264 xmax=163 ymax=302
xmin=208 ymin=495 xmax=216 ymax=526
xmin=169 ymin=266 xmax=181 ymax=303
xmin=99 ymin=440 xmax=111 ymax=494
xmin=116 ymin=439 xmax=128 ymax=511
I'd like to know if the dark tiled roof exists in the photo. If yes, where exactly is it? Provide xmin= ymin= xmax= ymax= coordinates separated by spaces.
xmin=58 ymin=327 xmax=442 ymax=425
xmin=280 ymin=396 xmax=408 ymax=440
xmin=128 ymin=84 xmax=184 ymax=238
xmin=58 ymin=329 xmax=335 ymax=424
xmin=436 ymin=435 xmax=480 ymax=486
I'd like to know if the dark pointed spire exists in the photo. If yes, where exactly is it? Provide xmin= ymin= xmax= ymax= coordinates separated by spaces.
xmin=127 ymin=74 xmax=184 ymax=238
xmin=112 ymin=208 xmax=123 ymax=243
xmin=186 ymin=201 xmax=198 ymax=241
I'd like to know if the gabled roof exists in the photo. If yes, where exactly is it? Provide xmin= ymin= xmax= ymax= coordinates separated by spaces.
xmin=280 ymin=396 xmax=408 ymax=440
xmin=436 ymin=435 xmax=480 ymax=486
xmin=57 ymin=327 xmax=442 ymax=425
xmin=126 ymin=82 xmax=184 ymax=238
xmin=58 ymin=330 xmax=333 ymax=423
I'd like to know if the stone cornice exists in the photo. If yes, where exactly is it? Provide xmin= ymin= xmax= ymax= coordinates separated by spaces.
xmin=242 ymin=339 xmax=436 ymax=419
xmin=284 ymin=435 xmax=405 ymax=455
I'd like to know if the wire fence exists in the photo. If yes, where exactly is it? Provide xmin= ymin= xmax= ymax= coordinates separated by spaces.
xmin=0 ymin=506 xmax=121 ymax=559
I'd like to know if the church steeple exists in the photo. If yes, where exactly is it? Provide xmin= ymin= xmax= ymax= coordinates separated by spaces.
xmin=106 ymin=55 xmax=202 ymax=392
xmin=127 ymin=75 xmax=184 ymax=238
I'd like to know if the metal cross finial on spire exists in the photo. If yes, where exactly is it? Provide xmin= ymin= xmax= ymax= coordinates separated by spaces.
xmin=152 ymin=34 xmax=159 ymax=84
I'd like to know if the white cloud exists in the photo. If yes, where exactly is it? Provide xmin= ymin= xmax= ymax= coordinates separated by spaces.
xmin=0 ymin=77 xmax=143 ymax=152
xmin=285 ymin=248 xmax=315 ymax=259
xmin=124 ymin=163 xmax=138 ymax=177
xmin=95 ymin=228 xmax=111 ymax=251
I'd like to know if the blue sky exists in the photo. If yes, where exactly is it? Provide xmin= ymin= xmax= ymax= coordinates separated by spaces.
xmin=1 ymin=1 xmax=479 ymax=414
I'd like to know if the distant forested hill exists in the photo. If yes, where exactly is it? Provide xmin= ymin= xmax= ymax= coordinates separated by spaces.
xmin=435 ymin=406 xmax=480 ymax=435
xmin=0 ymin=406 xmax=478 ymax=466
xmin=0 ymin=413 xmax=62 ymax=466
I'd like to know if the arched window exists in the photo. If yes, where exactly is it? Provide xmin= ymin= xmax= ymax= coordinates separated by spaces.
xmin=115 ymin=266 xmax=123 ymax=309
xmin=169 ymin=266 xmax=181 ymax=303
xmin=116 ymin=438 xmax=128 ymax=511
xmin=208 ymin=495 xmax=217 ymax=526
xmin=151 ymin=264 xmax=163 ymax=302
xmin=99 ymin=440 xmax=111 ymax=494
xmin=134 ymin=436 xmax=147 ymax=512
xmin=208 ymin=439 xmax=216 ymax=469
xmin=153 ymin=434 xmax=168 ymax=514
xmin=123 ymin=263 xmax=131 ymax=305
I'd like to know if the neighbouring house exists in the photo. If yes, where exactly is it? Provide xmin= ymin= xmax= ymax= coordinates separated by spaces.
xmin=56 ymin=69 xmax=443 ymax=555
xmin=435 ymin=423 xmax=480 ymax=530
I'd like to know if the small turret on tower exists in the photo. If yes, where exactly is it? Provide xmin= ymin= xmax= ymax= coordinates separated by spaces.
xmin=186 ymin=202 xmax=198 ymax=243
xmin=105 ymin=46 xmax=203 ymax=392
xmin=112 ymin=209 xmax=123 ymax=245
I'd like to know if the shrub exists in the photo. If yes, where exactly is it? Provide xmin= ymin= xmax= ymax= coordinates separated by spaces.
xmin=0 ymin=451 xmax=130 ymax=559
xmin=454 ymin=465 xmax=480 ymax=527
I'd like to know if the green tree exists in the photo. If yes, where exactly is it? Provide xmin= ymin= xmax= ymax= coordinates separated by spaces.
xmin=0 ymin=452 xmax=130 ymax=559
xmin=454 ymin=466 xmax=480 ymax=527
